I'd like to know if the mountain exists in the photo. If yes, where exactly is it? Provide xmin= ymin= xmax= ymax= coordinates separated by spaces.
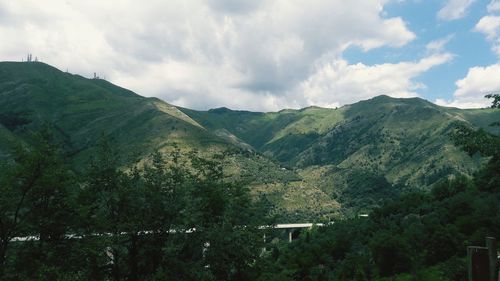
xmin=0 ymin=61 xmax=339 ymax=221
xmin=180 ymin=95 xmax=500 ymax=214
xmin=1 ymin=61 xmax=499 ymax=220
xmin=0 ymin=62 xmax=237 ymax=162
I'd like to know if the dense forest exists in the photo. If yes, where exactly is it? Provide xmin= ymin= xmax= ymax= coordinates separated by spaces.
xmin=255 ymin=148 xmax=500 ymax=281
xmin=0 ymin=95 xmax=499 ymax=280
xmin=254 ymin=95 xmax=500 ymax=281
xmin=0 ymin=130 xmax=270 ymax=281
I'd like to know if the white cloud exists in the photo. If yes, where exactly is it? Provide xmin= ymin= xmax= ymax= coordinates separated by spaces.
xmin=298 ymin=53 xmax=453 ymax=108
xmin=488 ymin=0 xmax=500 ymax=13
xmin=438 ymin=0 xmax=475 ymax=21
xmin=476 ymin=16 xmax=500 ymax=40
xmin=426 ymin=35 xmax=454 ymax=53
xmin=0 ymin=0 xmax=420 ymax=111
xmin=436 ymin=64 xmax=500 ymax=108
xmin=443 ymin=5 xmax=500 ymax=109
xmin=475 ymin=15 xmax=500 ymax=56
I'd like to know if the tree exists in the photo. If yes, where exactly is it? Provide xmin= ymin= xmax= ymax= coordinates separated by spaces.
xmin=1 ymin=130 xmax=269 ymax=280
xmin=77 ymin=135 xmax=140 ymax=280
xmin=485 ymin=93 xmax=500 ymax=109
xmin=0 ymin=127 xmax=76 ymax=279
xmin=129 ymin=149 xmax=190 ymax=280
xmin=450 ymin=94 xmax=500 ymax=156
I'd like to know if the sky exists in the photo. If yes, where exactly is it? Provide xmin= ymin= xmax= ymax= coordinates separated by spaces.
xmin=1 ymin=0 xmax=500 ymax=111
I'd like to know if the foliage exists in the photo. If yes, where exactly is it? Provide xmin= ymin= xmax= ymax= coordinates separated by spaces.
xmin=1 ymin=131 xmax=269 ymax=280
xmin=254 ymin=153 xmax=500 ymax=280
xmin=250 ymin=95 xmax=500 ymax=280
xmin=450 ymin=121 xmax=500 ymax=157
xmin=2 ymin=62 xmax=500 ymax=219
xmin=485 ymin=93 xmax=500 ymax=109
xmin=0 ymin=126 xmax=78 ymax=280
xmin=1 ymin=62 xmax=500 ymax=280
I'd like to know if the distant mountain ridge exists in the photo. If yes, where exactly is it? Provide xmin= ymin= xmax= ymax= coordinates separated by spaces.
xmin=1 ymin=61 xmax=499 ymax=220
xmin=179 ymin=89 xmax=500 ymax=214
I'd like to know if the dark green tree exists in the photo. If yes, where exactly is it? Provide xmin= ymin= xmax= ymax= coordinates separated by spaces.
xmin=77 ymin=135 xmax=138 ymax=280
xmin=369 ymin=230 xmax=412 ymax=277
xmin=485 ymin=93 xmax=500 ymax=109
xmin=141 ymin=150 xmax=268 ymax=281
xmin=131 ymin=149 xmax=190 ymax=280
xmin=0 ymin=127 xmax=77 ymax=280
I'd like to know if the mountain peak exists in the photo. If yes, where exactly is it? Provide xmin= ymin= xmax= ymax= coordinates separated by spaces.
xmin=364 ymin=94 xmax=437 ymax=108
xmin=0 ymin=61 xmax=62 ymax=77
xmin=208 ymin=107 xmax=233 ymax=113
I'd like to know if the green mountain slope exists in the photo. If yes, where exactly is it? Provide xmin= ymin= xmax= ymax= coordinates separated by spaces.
xmin=0 ymin=62 xmax=231 ymax=164
xmin=2 ymin=61 xmax=498 ymax=220
xmin=181 ymin=95 xmax=500 ymax=214
xmin=0 ymin=61 xmax=340 ymax=221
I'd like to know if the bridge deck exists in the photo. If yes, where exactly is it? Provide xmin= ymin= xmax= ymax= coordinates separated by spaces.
xmin=9 ymin=223 xmax=328 ymax=242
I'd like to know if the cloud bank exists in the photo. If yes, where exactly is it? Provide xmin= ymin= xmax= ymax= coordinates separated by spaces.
xmin=438 ymin=0 xmax=500 ymax=108
xmin=436 ymin=64 xmax=500 ymax=108
xmin=0 ymin=0 xmax=461 ymax=111
xmin=300 ymin=54 xmax=453 ymax=108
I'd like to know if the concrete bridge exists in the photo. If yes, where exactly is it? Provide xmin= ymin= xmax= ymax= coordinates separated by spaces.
xmin=270 ymin=223 xmax=325 ymax=242
xmin=10 ymin=223 xmax=327 ymax=243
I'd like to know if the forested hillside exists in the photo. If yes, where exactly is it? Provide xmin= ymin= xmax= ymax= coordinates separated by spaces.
xmin=182 ymin=95 xmax=500 ymax=214
xmin=0 ymin=94 xmax=498 ymax=281
xmin=0 ymin=130 xmax=272 ymax=280
xmin=1 ymin=61 xmax=499 ymax=280
xmin=0 ymin=62 xmax=334 ymax=221
xmin=1 ymin=61 xmax=499 ymax=220
xmin=254 ymin=109 xmax=500 ymax=280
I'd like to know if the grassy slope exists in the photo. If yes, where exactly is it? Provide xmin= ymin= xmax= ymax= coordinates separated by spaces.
xmin=0 ymin=61 xmax=339 ymax=222
xmin=0 ymin=62 xmax=229 ymax=164
xmin=3 ymin=61 xmax=497 ymax=220
xmin=181 ymin=95 xmax=500 ymax=214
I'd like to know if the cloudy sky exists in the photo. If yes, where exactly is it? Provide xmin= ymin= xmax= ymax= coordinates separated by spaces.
xmin=1 ymin=0 xmax=500 ymax=111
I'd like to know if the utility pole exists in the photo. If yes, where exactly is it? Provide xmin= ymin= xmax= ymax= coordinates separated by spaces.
xmin=467 ymin=237 xmax=498 ymax=281
xmin=486 ymin=237 xmax=498 ymax=281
